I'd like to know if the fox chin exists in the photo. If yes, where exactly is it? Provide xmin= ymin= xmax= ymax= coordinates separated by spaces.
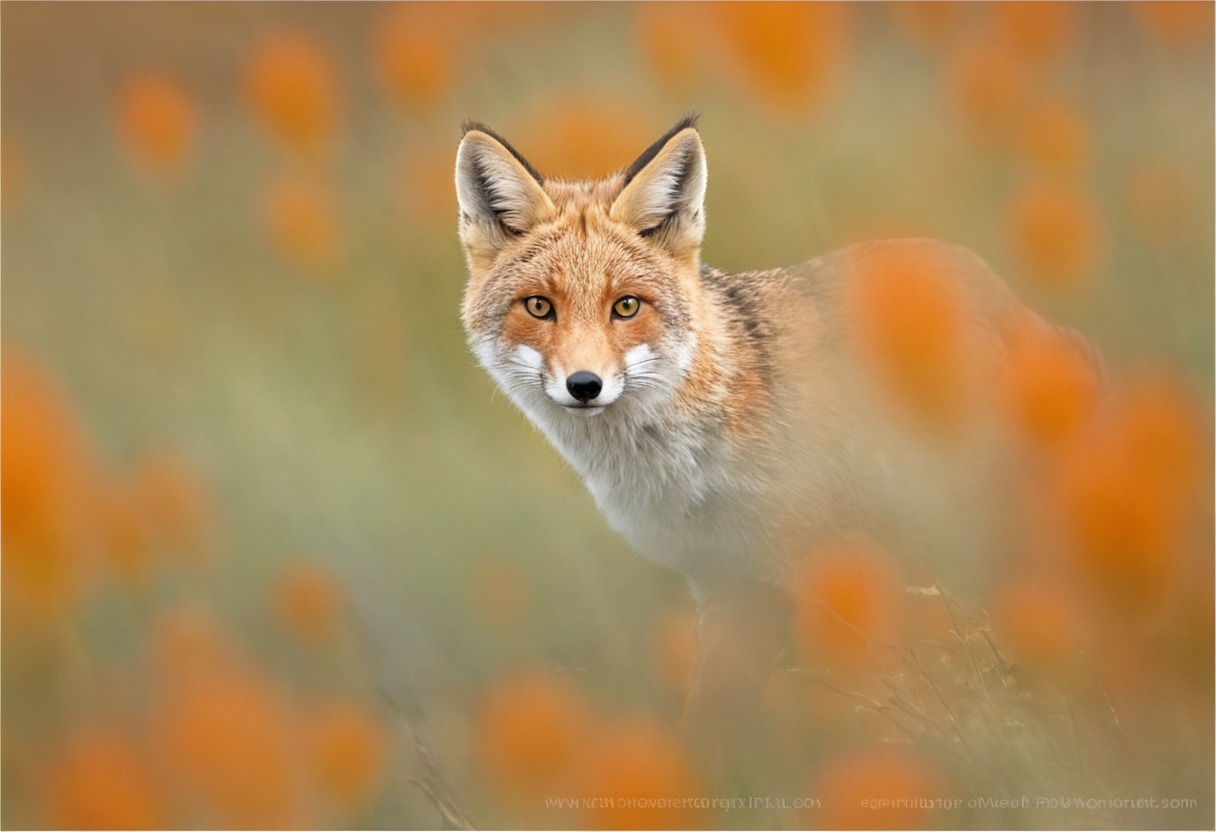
xmin=454 ymin=113 xmax=1100 ymax=771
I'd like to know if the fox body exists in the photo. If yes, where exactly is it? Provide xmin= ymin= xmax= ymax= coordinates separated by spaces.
xmin=455 ymin=116 xmax=1061 ymax=759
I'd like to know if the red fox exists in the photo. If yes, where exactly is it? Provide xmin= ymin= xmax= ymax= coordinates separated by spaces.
xmin=455 ymin=115 xmax=1098 ymax=769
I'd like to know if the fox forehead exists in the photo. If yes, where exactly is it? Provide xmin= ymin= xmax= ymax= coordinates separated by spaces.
xmin=542 ymin=176 xmax=626 ymax=214
xmin=471 ymin=176 xmax=662 ymax=291
xmin=513 ymin=220 xmax=662 ymax=292
xmin=463 ymin=213 xmax=691 ymax=330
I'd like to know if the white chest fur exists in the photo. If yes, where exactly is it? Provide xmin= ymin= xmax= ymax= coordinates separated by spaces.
xmin=522 ymin=398 xmax=784 ymax=585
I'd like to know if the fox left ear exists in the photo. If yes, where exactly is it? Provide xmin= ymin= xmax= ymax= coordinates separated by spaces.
xmin=611 ymin=115 xmax=707 ymax=260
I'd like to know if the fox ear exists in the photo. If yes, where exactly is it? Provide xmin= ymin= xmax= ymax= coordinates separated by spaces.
xmin=611 ymin=115 xmax=706 ymax=259
xmin=456 ymin=123 xmax=554 ymax=262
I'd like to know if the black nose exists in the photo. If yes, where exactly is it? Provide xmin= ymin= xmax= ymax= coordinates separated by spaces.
xmin=566 ymin=371 xmax=603 ymax=403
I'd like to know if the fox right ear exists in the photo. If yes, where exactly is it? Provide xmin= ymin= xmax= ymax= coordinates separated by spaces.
xmin=611 ymin=115 xmax=706 ymax=261
xmin=455 ymin=124 xmax=554 ymax=266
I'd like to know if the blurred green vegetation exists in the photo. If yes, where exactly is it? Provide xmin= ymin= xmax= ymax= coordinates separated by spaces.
xmin=2 ymin=2 xmax=1213 ymax=829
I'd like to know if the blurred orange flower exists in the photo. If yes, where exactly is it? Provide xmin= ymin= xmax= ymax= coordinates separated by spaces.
xmin=308 ymin=700 xmax=389 ymax=815
xmin=522 ymin=99 xmax=651 ymax=181
xmin=1055 ymin=376 xmax=1205 ymax=610
xmin=573 ymin=715 xmax=704 ymax=830
xmin=712 ymin=2 xmax=850 ymax=117
xmin=633 ymin=4 xmax=706 ymax=94
xmin=998 ymin=320 xmax=1101 ymax=451
xmin=116 ymin=72 xmax=197 ymax=179
xmin=1134 ymin=1 xmax=1215 ymax=47
xmin=1113 ymin=376 xmax=1206 ymax=507
xmin=1017 ymin=95 xmax=1093 ymax=178
xmin=100 ymin=477 xmax=154 ymax=587
xmin=1007 ymin=178 xmax=1102 ymax=290
xmin=273 ymin=560 xmax=346 ymax=647
xmin=150 ymin=604 xmax=243 ymax=683
xmin=794 ymin=540 xmax=904 ymax=669
xmin=991 ymin=578 xmax=1085 ymax=674
xmin=261 ymin=173 xmax=343 ymax=267
xmin=476 ymin=668 xmax=592 ymax=797
xmin=158 ymin=668 xmax=305 ymax=828
xmin=812 ymin=747 xmax=945 ymax=829
xmin=990 ymin=1 xmax=1076 ymax=66
xmin=1058 ymin=446 xmax=1181 ymax=609
xmin=372 ymin=7 xmax=454 ymax=113
xmin=889 ymin=2 xmax=967 ymax=51
xmin=42 ymin=728 xmax=170 ymax=830
xmin=947 ymin=37 xmax=1031 ymax=146
xmin=847 ymin=243 xmax=970 ymax=430
xmin=1 ymin=349 xmax=100 ymax=622
xmin=245 ymin=32 xmax=339 ymax=161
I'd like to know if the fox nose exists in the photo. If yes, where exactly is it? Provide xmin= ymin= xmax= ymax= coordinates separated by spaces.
xmin=566 ymin=371 xmax=603 ymax=403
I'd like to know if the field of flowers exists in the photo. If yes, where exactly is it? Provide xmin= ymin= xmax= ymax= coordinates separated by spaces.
xmin=2 ymin=3 xmax=1212 ymax=829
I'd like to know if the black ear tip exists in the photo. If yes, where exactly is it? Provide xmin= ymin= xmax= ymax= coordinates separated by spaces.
xmin=456 ymin=121 xmax=546 ymax=186
xmin=621 ymin=113 xmax=705 ymax=187
xmin=461 ymin=119 xmax=491 ymax=138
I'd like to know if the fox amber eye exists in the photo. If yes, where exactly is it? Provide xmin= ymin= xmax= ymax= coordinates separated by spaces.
xmin=524 ymin=296 xmax=553 ymax=319
xmin=613 ymin=295 xmax=641 ymax=319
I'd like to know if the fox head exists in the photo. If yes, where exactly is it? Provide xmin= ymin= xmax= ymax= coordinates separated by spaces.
xmin=456 ymin=116 xmax=707 ymax=421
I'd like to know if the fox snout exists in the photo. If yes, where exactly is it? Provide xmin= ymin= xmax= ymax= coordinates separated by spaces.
xmin=545 ymin=363 xmax=622 ymax=414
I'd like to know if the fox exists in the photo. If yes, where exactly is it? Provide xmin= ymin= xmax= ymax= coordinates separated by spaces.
xmin=455 ymin=114 xmax=1097 ymax=771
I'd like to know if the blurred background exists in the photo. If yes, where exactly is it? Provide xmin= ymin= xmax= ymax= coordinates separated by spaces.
xmin=2 ymin=2 xmax=1212 ymax=829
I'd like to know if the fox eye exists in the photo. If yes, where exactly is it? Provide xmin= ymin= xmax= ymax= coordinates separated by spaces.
xmin=613 ymin=296 xmax=641 ymax=319
xmin=523 ymin=296 xmax=554 ymax=319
